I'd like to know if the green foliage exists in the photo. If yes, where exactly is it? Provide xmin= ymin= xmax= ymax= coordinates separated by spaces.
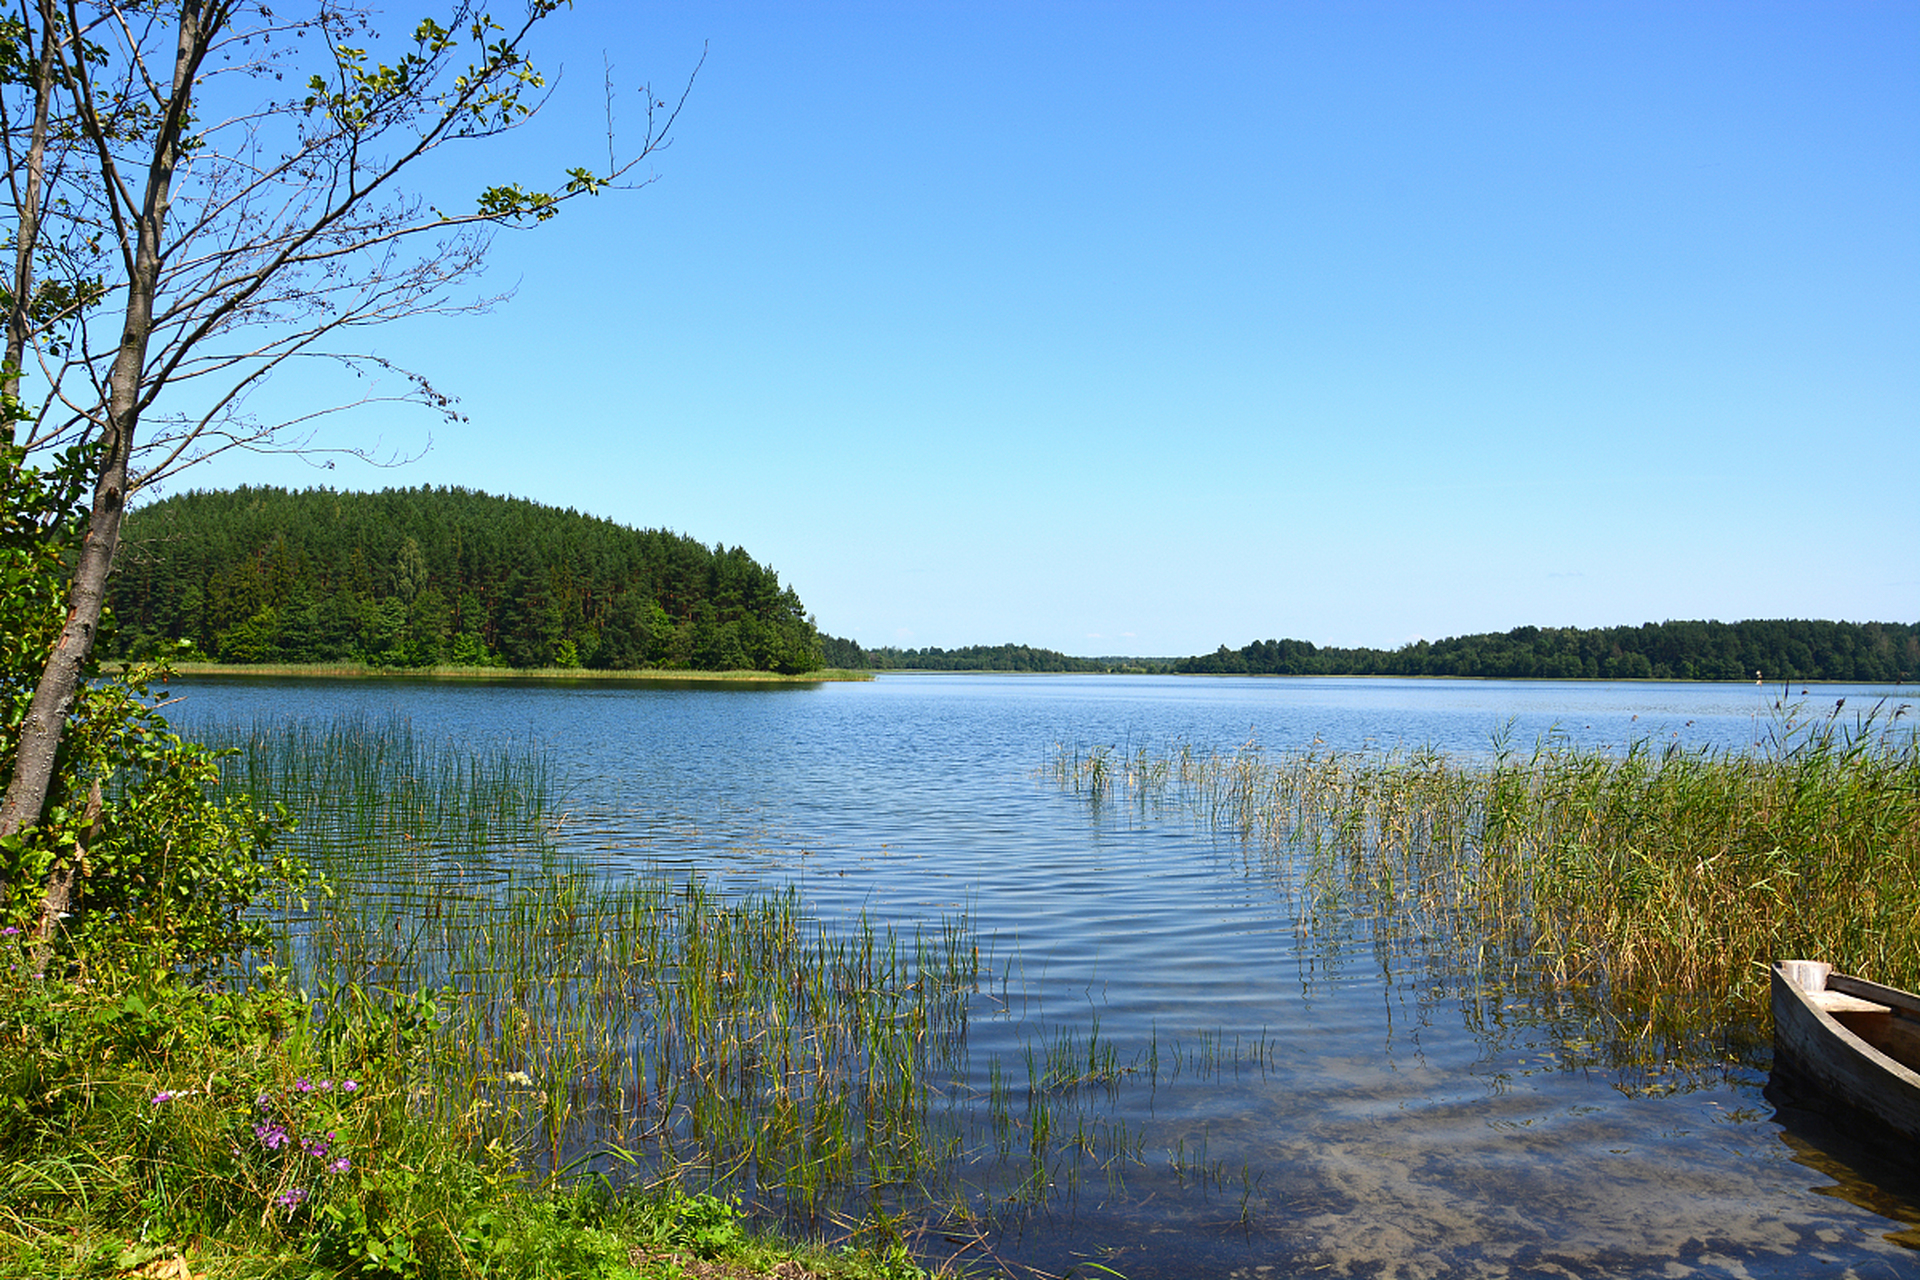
xmin=2 ymin=949 xmax=474 ymax=1278
xmin=631 ymin=1190 xmax=746 ymax=1259
xmin=1179 ymin=618 xmax=1920 ymax=682
xmin=819 ymin=632 xmax=871 ymax=669
xmin=107 ymin=485 xmax=824 ymax=674
xmin=0 ymin=691 xmax=952 ymax=1277
xmin=2 ymin=443 xmax=308 ymax=963
xmin=0 ymin=443 xmax=912 ymax=1275
xmin=0 ymin=934 xmax=941 ymax=1278
xmin=55 ymin=692 xmax=308 ymax=966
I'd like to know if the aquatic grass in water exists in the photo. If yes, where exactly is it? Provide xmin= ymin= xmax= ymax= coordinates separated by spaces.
xmin=197 ymin=715 xmax=1158 ymax=1242
xmin=148 ymin=684 xmax=1920 ymax=1275
xmin=1056 ymin=699 xmax=1920 ymax=1065
xmin=303 ymin=869 xmax=981 ymax=1224
xmin=196 ymin=702 xmax=1920 ymax=1267
xmin=212 ymin=718 xmax=583 ymax=882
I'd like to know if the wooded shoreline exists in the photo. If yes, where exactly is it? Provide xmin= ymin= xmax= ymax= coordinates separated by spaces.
xmin=119 ymin=661 xmax=874 ymax=683
xmin=127 ymin=661 xmax=1911 ymax=687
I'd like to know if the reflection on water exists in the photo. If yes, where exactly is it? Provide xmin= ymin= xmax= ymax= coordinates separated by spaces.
xmin=1768 ymin=1091 xmax=1920 ymax=1252
xmin=171 ymin=674 xmax=1920 ymax=1277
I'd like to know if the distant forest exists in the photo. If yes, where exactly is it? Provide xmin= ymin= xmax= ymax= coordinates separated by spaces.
xmin=820 ymin=621 xmax=1917 ymax=683
xmin=105 ymin=489 xmax=1911 ymax=685
xmin=106 ymin=487 xmax=824 ymax=673
xmin=1176 ymin=620 xmax=1919 ymax=683
xmin=817 ymin=639 xmax=1160 ymax=673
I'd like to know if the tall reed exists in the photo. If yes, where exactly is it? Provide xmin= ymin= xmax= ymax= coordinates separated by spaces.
xmin=1057 ymin=701 xmax=1920 ymax=1063
xmin=192 ymin=714 xmax=559 ymax=881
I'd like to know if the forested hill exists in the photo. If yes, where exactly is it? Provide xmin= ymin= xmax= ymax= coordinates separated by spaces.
xmin=1177 ymin=620 xmax=1919 ymax=683
xmin=106 ymin=487 xmax=824 ymax=673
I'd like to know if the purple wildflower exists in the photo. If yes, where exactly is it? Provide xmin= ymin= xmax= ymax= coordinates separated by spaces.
xmin=294 ymin=1077 xmax=314 ymax=1093
xmin=341 ymin=1080 xmax=358 ymax=1093
xmin=327 ymin=1156 xmax=351 ymax=1174
xmin=151 ymin=1091 xmax=177 ymax=1105
xmin=275 ymin=1186 xmax=308 ymax=1211
xmin=318 ymin=1079 xmax=334 ymax=1092
xmin=300 ymin=1135 xmax=330 ymax=1159
xmin=254 ymin=1122 xmax=289 ymax=1150
xmin=1 ymin=925 xmax=19 ymax=936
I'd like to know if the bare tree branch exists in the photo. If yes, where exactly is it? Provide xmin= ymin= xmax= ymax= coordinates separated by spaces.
xmin=1 ymin=0 xmax=697 ymax=893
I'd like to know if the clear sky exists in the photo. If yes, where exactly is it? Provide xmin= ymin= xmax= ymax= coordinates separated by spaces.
xmin=175 ymin=1 xmax=1919 ymax=656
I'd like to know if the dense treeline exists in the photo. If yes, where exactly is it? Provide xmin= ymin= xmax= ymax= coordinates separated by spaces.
xmin=106 ymin=487 xmax=824 ymax=673
xmin=818 ymin=633 xmax=870 ymax=670
xmin=820 ymin=639 xmax=1163 ymax=673
xmin=1177 ymin=620 xmax=1920 ymax=683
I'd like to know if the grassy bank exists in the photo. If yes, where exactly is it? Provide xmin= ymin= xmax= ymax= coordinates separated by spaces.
xmin=120 ymin=662 xmax=873 ymax=683
xmin=0 ymin=715 xmax=950 ymax=1280
xmin=1057 ymin=700 xmax=1920 ymax=1065
xmin=0 ymin=941 xmax=940 ymax=1279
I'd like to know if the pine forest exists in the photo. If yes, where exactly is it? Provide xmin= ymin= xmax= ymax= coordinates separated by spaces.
xmin=105 ymin=487 xmax=824 ymax=673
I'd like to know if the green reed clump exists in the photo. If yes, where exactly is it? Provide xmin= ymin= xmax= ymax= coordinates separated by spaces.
xmin=191 ymin=714 xmax=559 ymax=881
xmin=413 ymin=872 xmax=978 ymax=1226
xmin=1057 ymin=703 xmax=1920 ymax=1060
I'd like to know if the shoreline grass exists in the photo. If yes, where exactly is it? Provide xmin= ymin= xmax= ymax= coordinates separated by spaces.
xmin=2 ymin=917 xmax=955 ymax=1280
xmin=115 ymin=661 xmax=874 ymax=684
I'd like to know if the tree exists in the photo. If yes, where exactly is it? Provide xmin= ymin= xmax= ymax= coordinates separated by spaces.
xmin=1 ymin=2 xmax=694 ymax=915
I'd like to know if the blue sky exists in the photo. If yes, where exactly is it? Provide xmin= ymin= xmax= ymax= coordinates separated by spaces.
xmin=177 ymin=1 xmax=1919 ymax=656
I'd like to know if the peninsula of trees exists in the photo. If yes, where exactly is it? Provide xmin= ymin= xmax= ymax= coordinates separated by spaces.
xmin=105 ymin=488 xmax=823 ymax=673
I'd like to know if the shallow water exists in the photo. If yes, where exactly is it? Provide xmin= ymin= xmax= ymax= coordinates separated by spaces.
xmin=169 ymin=674 xmax=1920 ymax=1277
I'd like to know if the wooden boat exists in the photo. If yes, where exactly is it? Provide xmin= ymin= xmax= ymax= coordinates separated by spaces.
xmin=1770 ymin=959 xmax=1920 ymax=1144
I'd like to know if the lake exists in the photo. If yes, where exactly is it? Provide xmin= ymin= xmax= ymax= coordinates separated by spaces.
xmin=168 ymin=673 xmax=1920 ymax=1278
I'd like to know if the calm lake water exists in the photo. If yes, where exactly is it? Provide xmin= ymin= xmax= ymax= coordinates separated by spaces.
xmin=169 ymin=674 xmax=1920 ymax=1279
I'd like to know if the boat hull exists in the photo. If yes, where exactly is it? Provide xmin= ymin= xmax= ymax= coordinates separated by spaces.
xmin=1770 ymin=959 xmax=1920 ymax=1147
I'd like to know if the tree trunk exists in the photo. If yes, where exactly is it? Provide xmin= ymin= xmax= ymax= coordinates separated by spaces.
xmin=28 ymin=778 xmax=100 ymax=972
xmin=2 ymin=0 xmax=59 ymax=424
xmin=0 ymin=3 xmax=213 ymax=867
